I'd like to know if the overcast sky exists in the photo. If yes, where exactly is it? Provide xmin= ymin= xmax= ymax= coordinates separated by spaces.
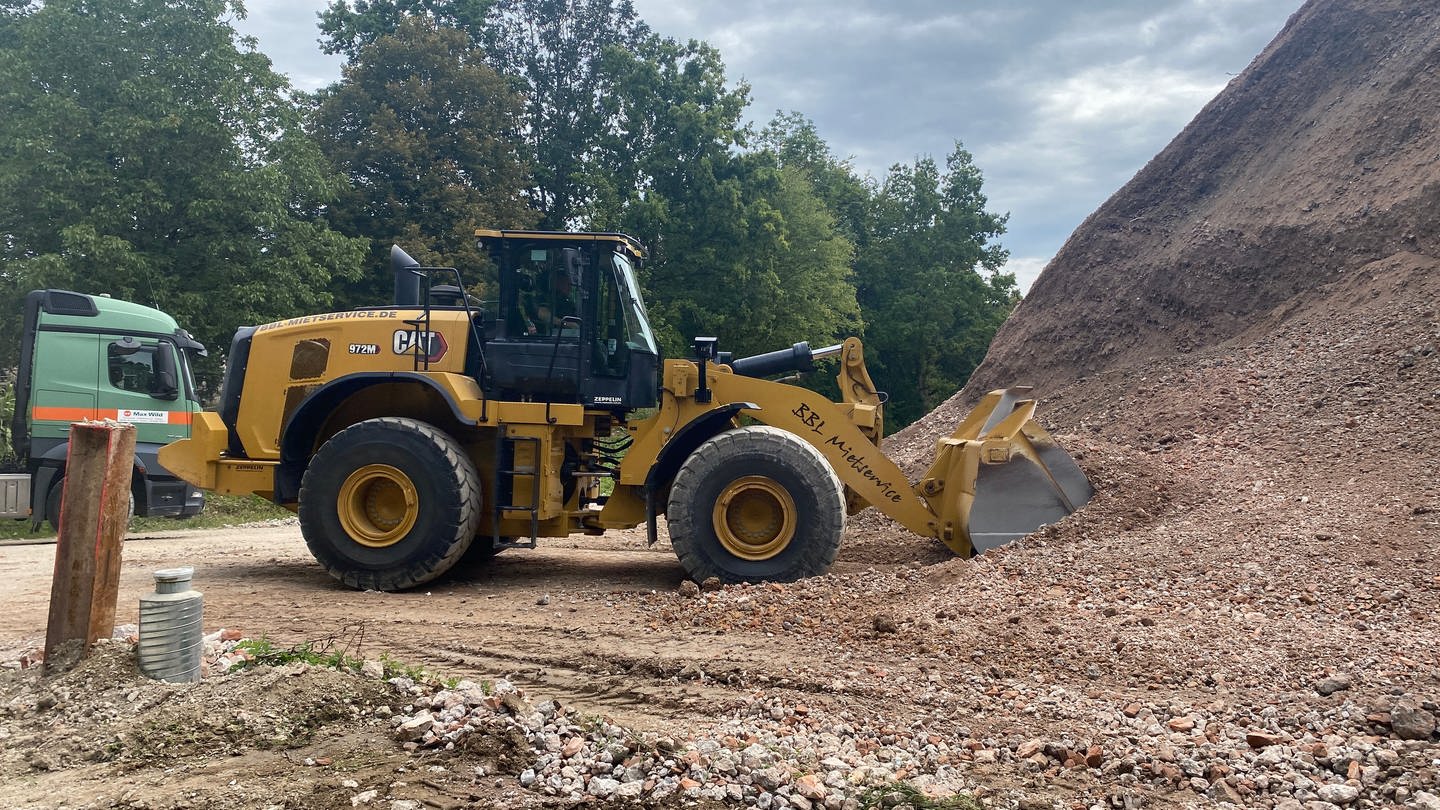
xmin=233 ymin=0 xmax=1305 ymax=292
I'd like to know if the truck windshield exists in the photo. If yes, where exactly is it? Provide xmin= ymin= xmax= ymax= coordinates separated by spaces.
xmin=612 ymin=253 xmax=658 ymax=355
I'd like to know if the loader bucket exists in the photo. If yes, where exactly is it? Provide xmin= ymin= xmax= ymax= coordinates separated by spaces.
xmin=921 ymin=388 xmax=1093 ymax=556
xmin=966 ymin=424 xmax=1093 ymax=552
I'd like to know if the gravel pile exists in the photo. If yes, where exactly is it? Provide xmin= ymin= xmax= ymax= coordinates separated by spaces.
xmin=386 ymin=672 xmax=987 ymax=808
xmin=385 ymin=651 xmax=1438 ymax=808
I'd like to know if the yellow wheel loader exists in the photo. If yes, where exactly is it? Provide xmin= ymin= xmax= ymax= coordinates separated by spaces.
xmin=159 ymin=230 xmax=1092 ymax=591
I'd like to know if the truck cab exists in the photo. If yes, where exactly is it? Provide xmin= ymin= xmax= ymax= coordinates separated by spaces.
xmin=475 ymin=229 xmax=660 ymax=410
xmin=4 ymin=289 xmax=208 ymax=529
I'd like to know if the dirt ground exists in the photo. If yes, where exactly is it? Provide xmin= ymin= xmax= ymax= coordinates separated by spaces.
xmin=1 ymin=521 xmax=950 ymax=734
xmin=0 ymin=522 xmax=965 ymax=810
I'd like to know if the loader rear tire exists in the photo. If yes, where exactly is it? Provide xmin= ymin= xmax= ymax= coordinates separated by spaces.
xmin=298 ymin=417 xmax=480 ymax=591
xmin=667 ymin=426 xmax=844 ymax=583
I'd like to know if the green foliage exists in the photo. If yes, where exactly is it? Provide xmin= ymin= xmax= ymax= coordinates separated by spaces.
xmin=229 ymin=630 xmax=454 ymax=685
xmin=480 ymin=0 xmax=652 ymax=229
xmin=854 ymin=145 xmax=1017 ymax=428
xmin=231 ymin=637 xmax=362 ymax=672
xmin=309 ymin=16 xmax=535 ymax=307
xmin=758 ymin=112 xmax=874 ymax=245
xmin=320 ymin=0 xmax=654 ymax=232
xmin=319 ymin=0 xmax=494 ymax=58
xmin=635 ymin=155 xmax=863 ymax=359
xmin=0 ymin=0 xmax=367 ymax=388
xmin=587 ymin=39 xmax=861 ymax=358
xmin=0 ymin=371 xmax=14 ymax=468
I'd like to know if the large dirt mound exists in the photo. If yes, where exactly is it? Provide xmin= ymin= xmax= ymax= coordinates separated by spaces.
xmin=909 ymin=0 xmax=1440 ymax=439
xmin=845 ymin=4 xmax=1440 ymax=799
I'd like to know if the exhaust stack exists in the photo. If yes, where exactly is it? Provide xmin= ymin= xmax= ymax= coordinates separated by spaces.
xmin=391 ymin=245 xmax=423 ymax=307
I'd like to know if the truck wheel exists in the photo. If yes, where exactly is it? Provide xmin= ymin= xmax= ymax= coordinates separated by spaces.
xmin=45 ymin=478 xmax=63 ymax=532
xmin=45 ymin=477 xmax=135 ymax=532
xmin=298 ymin=417 xmax=480 ymax=591
xmin=667 ymin=426 xmax=845 ymax=583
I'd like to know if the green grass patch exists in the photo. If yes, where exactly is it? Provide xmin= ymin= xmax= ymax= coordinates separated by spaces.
xmin=0 ymin=492 xmax=291 ymax=541
xmin=857 ymin=782 xmax=983 ymax=810
xmin=134 ymin=492 xmax=293 ymax=531
xmin=228 ymin=634 xmax=462 ymax=689
xmin=230 ymin=637 xmax=363 ymax=673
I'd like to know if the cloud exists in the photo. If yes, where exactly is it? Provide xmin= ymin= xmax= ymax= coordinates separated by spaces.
xmin=1035 ymin=61 xmax=1224 ymax=128
xmin=980 ymin=59 xmax=1226 ymax=217
xmin=1002 ymin=256 xmax=1050 ymax=295
xmin=231 ymin=0 xmax=343 ymax=91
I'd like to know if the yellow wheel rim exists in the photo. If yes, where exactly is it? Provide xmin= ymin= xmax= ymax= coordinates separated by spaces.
xmin=337 ymin=464 xmax=418 ymax=548
xmin=712 ymin=475 xmax=796 ymax=561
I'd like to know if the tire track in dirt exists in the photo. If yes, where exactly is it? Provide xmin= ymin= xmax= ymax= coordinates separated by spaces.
xmin=1 ymin=522 xmax=931 ymax=735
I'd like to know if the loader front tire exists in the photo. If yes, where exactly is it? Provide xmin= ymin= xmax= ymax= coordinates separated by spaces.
xmin=667 ymin=426 xmax=844 ymax=583
xmin=298 ymin=417 xmax=480 ymax=591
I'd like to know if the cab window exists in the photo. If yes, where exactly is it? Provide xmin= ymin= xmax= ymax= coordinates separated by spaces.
xmin=595 ymin=257 xmax=628 ymax=377
xmin=107 ymin=338 xmax=180 ymax=399
xmin=506 ymin=246 xmax=581 ymax=339
xmin=612 ymin=253 xmax=658 ymax=355
xmin=593 ymin=251 xmax=658 ymax=377
xmin=107 ymin=341 xmax=158 ymax=393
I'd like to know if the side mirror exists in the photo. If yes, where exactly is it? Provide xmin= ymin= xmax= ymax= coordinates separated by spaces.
xmin=151 ymin=346 xmax=179 ymax=400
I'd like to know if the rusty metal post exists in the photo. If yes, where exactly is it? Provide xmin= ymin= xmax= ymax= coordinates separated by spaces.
xmin=44 ymin=421 xmax=136 ymax=671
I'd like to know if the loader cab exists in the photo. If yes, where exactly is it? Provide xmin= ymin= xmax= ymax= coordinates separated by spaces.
xmin=477 ymin=229 xmax=659 ymax=410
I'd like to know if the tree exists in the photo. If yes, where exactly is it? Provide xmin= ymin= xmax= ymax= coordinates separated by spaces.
xmin=584 ymin=33 xmax=749 ymax=235
xmin=757 ymin=112 xmax=872 ymax=246
xmin=631 ymin=155 xmax=862 ymax=359
xmin=320 ymin=0 xmax=652 ymax=231
xmin=477 ymin=0 xmax=651 ymax=228
xmin=853 ymin=145 xmax=1016 ymax=428
xmin=310 ymin=16 xmax=535 ymax=306
xmin=0 ymin=0 xmax=366 ymax=386
xmin=319 ymin=0 xmax=494 ymax=58
xmin=589 ymin=39 xmax=859 ymax=357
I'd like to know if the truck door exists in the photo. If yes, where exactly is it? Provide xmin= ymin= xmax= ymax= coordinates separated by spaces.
xmin=100 ymin=336 xmax=190 ymax=444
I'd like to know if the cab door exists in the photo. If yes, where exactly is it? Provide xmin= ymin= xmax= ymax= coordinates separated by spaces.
xmin=99 ymin=335 xmax=188 ymax=444
xmin=578 ymin=250 xmax=659 ymax=409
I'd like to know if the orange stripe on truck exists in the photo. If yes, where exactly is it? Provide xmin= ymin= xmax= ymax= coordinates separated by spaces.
xmin=31 ymin=407 xmax=193 ymax=425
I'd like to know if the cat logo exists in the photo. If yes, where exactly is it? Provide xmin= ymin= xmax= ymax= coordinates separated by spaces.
xmin=392 ymin=329 xmax=448 ymax=362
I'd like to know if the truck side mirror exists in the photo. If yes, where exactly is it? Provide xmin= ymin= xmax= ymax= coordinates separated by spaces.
xmin=151 ymin=346 xmax=179 ymax=400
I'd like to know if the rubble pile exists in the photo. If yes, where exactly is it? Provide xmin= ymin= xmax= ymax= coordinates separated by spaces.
xmin=385 ymin=672 xmax=979 ymax=808
xmin=383 ymin=651 xmax=1439 ymax=808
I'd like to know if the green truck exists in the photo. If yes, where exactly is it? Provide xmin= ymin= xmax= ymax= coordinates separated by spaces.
xmin=2 ymin=289 xmax=207 ymax=529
